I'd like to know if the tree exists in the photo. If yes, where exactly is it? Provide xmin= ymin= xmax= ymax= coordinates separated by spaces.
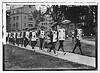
xmin=46 ymin=5 xmax=97 ymax=36
xmin=32 ymin=10 xmax=45 ymax=28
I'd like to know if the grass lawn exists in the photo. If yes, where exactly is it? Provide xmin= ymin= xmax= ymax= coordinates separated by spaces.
xmin=54 ymin=39 xmax=95 ymax=57
xmin=82 ymin=36 xmax=95 ymax=41
xmin=3 ymin=45 xmax=95 ymax=70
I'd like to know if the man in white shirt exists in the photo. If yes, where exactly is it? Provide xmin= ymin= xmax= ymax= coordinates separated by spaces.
xmin=20 ymin=29 xmax=24 ymax=46
xmin=29 ymin=28 xmax=38 ymax=50
xmin=12 ymin=31 xmax=16 ymax=45
xmin=24 ymin=28 xmax=30 ymax=47
xmin=49 ymin=26 xmax=58 ymax=55
xmin=38 ymin=27 xmax=45 ymax=50
xmin=6 ymin=32 xmax=8 ymax=43
xmin=57 ymin=23 xmax=66 ymax=55
xmin=17 ymin=30 xmax=21 ymax=46
xmin=72 ymin=28 xmax=83 ymax=55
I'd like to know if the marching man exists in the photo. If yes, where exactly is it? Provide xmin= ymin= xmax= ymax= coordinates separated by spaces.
xmin=12 ymin=31 xmax=16 ymax=45
xmin=72 ymin=28 xmax=83 ymax=55
xmin=17 ymin=30 xmax=21 ymax=46
xmin=38 ymin=27 xmax=45 ymax=50
xmin=20 ymin=29 xmax=24 ymax=47
xmin=24 ymin=28 xmax=30 ymax=47
xmin=29 ymin=28 xmax=38 ymax=51
xmin=57 ymin=23 xmax=66 ymax=55
xmin=8 ymin=32 xmax=11 ymax=44
xmin=49 ymin=26 xmax=58 ymax=56
xmin=71 ymin=31 xmax=74 ymax=43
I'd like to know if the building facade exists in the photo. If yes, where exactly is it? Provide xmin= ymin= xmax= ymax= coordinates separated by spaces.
xmin=6 ymin=5 xmax=36 ymax=31
xmin=38 ymin=14 xmax=54 ymax=31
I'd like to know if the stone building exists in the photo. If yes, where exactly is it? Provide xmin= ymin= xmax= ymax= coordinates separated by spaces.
xmin=38 ymin=14 xmax=54 ymax=31
xmin=6 ymin=5 xmax=36 ymax=31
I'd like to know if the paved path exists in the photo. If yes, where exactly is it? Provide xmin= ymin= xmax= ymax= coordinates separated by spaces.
xmin=8 ymin=44 xmax=96 ymax=67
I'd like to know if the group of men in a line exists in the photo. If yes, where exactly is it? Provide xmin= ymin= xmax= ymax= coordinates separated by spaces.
xmin=6 ymin=23 xmax=84 ymax=56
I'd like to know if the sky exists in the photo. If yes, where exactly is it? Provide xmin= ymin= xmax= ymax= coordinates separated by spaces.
xmin=6 ymin=4 xmax=47 ymax=13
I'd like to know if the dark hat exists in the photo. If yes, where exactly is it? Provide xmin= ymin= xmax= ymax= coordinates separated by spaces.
xmin=31 ymin=28 xmax=36 ymax=30
xmin=41 ymin=26 xmax=45 ymax=29
xmin=25 ymin=28 xmax=28 ymax=30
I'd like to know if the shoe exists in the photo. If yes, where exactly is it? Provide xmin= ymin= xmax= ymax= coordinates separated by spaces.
xmin=72 ymin=51 xmax=74 ymax=53
xmin=33 ymin=49 xmax=35 ymax=52
xmin=64 ymin=52 xmax=66 ymax=55
xmin=55 ymin=53 xmax=58 ymax=56
xmin=81 ymin=53 xmax=84 ymax=55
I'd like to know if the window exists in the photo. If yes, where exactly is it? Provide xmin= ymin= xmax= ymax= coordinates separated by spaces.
xmin=24 ymin=23 xmax=26 ymax=27
xmin=24 ymin=16 xmax=26 ymax=19
xmin=13 ymin=17 xmax=15 ymax=20
xmin=28 ymin=24 xmax=33 ymax=27
xmin=16 ymin=16 xmax=19 ymax=20
xmin=42 ymin=23 xmax=43 ymax=25
xmin=13 ymin=23 xmax=15 ymax=27
xmin=9 ymin=17 xmax=11 ymax=21
xmin=16 ymin=10 xmax=19 ymax=13
xmin=13 ymin=11 xmax=14 ymax=14
xmin=31 ymin=24 xmax=33 ymax=27
xmin=28 ymin=18 xmax=33 ymax=21
xmin=9 ymin=24 xmax=11 ymax=27
xmin=16 ymin=22 xmax=18 ymax=27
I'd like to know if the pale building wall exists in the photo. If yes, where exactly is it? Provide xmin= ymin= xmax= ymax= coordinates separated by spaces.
xmin=7 ymin=5 xmax=36 ymax=31
xmin=10 ymin=14 xmax=22 ymax=31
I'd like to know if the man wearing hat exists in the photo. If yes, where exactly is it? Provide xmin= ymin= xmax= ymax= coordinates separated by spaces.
xmin=72 ymin=27 xmax=83 ymax=54
xmin=16 ymin=30 xmax=21 ymax=46
xmin=38 ymin=27 xmax=45 ymax=50
xmin=12 ymin=31 xmax=16 ymax=45
xmin=24 ymin=28 xmax=30 ymax=47
xmin=57 ymin=23 xmax=66 ymax=55
xmin=20 ymin=29 xmax=24 ymax=46
xmin=29 ymin=28 xmax=38 ymax=50
xmin=72 ymin=36 xmax=83 ymax=55
xmin=49 ymin=25 xmax=58 ymax=55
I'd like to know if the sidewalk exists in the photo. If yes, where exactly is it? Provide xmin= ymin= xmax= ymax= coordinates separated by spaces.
xmin=9 ymin=44 xmax=96 ymax=67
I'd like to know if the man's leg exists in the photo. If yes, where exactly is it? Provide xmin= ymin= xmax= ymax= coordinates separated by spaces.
xmin=79 ymin=44 xmax=83 ymax=54
xmin=40 ymin=38 xmax=43 ymax=50
xmin=24 ymin=38 xmax=26 ymax=47
xmin=34 ymin=41 xmax=37 ymax=48
xmin=57 ymin=41 xmax=61 ymax=51
xmin=31 ymin=41 xmax=34 ymax=49
xmin=52 ymin=42 xmax=56 ymax=54
xmin=24 ymin=38 xmax=27 ymax=47
xmin=26 ymin=38 xmax=29 ymax=47
xmin=72 ymin=43 xmax=78 ymax=53
xmin=18 ymin=38 xmax=19 ymax=46
xmin=61 ymin=40 xmax=66 ymax=55
xmin=21 ymin=38 xmax=23 ymax=46
xmin=60 ymin=40 xmax=64 ymax=52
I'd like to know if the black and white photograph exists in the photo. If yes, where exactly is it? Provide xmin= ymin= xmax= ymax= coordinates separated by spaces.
xmin=1 ymin=0 xmax=99 ymax=71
